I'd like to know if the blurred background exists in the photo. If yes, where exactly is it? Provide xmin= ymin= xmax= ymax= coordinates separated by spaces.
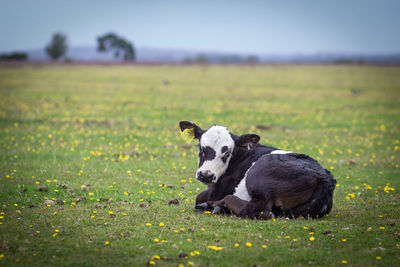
xmin=0 ymin=2 xmax=399 ymax=266
xmin=1 ymin=0 xmax=400 ymax=64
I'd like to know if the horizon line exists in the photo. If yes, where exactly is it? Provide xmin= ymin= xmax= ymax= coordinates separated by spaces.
xmin=1 ymin=45 xmax=400 ymax=57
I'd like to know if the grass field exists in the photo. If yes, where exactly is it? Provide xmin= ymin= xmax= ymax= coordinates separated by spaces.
xmin=0 ymin=64 xmax=399 ymax=266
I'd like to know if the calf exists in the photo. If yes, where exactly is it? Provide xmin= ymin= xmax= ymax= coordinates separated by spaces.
xmin=179 ymin=121 xmax=336 ymax=220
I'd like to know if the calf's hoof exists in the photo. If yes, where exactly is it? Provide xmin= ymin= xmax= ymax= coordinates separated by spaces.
xmin=212 ymin=206 xmax=222 ymax=214
xmin=195 ymin=202 xmax=208 ymax=210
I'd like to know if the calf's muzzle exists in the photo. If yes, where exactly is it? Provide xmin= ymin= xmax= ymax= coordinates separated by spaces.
xmin=197 ymin=170 xmax=215 ymax=184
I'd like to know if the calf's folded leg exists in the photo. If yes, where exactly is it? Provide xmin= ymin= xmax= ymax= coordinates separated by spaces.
xmin=210 ymin=195 xmax=275 ymax=220
xmin=210 ymin=195 xmax=249 ymax=217
xmin=246 ymin=198 xmax=274 ymax=220
xmin=195 ymin=189 xmax=212 ymax=210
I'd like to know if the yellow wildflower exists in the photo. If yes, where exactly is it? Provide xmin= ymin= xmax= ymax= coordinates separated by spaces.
xmin=208 ymin=245 xmax=223 ymax=251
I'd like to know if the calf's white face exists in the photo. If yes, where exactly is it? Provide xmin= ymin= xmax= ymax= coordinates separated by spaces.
xmin=196 ymin=126 xmax=234 ymax=184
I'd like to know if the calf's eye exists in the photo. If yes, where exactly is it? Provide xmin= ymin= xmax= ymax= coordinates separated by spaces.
xmin=221 ymin=152 xmax=231 ymax=163
xmin=221 ymin=151 xmax=230 ymax=157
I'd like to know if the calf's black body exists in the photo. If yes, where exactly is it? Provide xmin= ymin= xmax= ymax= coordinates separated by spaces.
xmin=196 ymin=145 xmax=336 ymax=219
xmin=179 ymin=120 xmax=336 ymax=220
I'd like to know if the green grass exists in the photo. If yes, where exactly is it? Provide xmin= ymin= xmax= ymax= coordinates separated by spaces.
xmin=0 ymin=64 xmax=399 ymax=266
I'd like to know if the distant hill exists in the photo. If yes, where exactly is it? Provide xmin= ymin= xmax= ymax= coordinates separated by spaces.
xmin=259 ymin=52 xmax=400 ymax=64
xmin=24 ymin=46 xmax=257 ymax=63
xmin=2 ymin=46 xmax=400 ymax=64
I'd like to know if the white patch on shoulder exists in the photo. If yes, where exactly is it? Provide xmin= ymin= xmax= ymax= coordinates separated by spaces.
xmin=234 ymin=176 xmax=251 ymax=201
xmin=233 ymin=162 xmax=256 ymax=201
xmin=271 ymin=150 xmax=292 ymax=154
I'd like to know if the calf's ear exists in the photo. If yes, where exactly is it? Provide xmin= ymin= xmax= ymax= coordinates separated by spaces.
xmin=179 ymin=121 xmax=205 ymax=139
xmin=237 ymin=133 xmax=260 ymax=151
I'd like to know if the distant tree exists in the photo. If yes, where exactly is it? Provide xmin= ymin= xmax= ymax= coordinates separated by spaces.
xmin=0 ymin=52 xmax=28 ymax=61
xmin=182 ymin=57 xmax=193 ymax=64
xmin=246 ymin=55 xmax=259 ymax=64
xmin=45 ymin=33 xmax=68 ymax=60
xmin=97 ymin=33 xmax=135 ymax=61
xmin=194 ymin=54 xmax=209 ymax=64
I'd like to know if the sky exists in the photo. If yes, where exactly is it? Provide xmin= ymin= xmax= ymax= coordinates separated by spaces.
xmin=1 ymin=0 xmax=400 ymax=55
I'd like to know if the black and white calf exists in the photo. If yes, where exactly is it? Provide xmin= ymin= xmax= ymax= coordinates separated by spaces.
xmin=179 ymin=121 xmax=336 ymax=220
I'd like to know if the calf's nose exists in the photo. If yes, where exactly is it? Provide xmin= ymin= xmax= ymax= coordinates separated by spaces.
xmin=201 ymin=170 xmax=212 ymax=177
xmin=197 ymin=170 xmax=215 ymax=183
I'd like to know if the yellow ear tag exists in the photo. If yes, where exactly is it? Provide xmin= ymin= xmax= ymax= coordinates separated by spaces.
xmin=180 ymin=127 xmax=195 ymax=143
